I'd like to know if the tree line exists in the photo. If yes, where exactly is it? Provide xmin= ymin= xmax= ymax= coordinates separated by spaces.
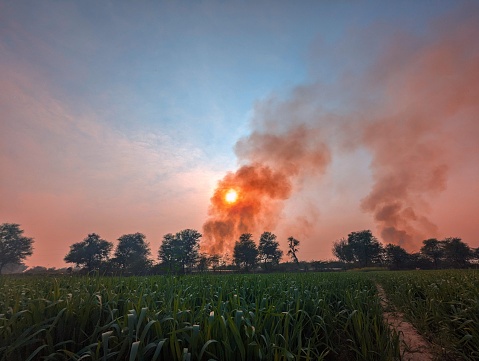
xmin=1 ymin=222 xmax=478 ymax=274
xmin=1 ymin=223 xmax=300 ymax=274
xmin=64 ymin=229 xmax=301 ymax=274
xmin=333 ymin=230 xmax=479 ymax=270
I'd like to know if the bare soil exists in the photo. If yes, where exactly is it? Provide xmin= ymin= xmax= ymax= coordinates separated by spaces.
xmin=376 ymin=283 xmax=435 ymax=361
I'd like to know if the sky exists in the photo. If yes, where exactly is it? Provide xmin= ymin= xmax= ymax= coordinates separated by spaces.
xmin=1 ymin=1 xmax=478 ymax=268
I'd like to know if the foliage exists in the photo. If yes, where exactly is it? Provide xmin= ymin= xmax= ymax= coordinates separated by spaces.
xmin=0 ymin=223 xmax=34 ymax=274
xmin=376 ymin=270 xmax=479 ymax=360
xmin=332 ymin=238 xmax=354 ymax=264
xmin=0 ymin=272 xmax=401 ymax=361
xmin=233 ymin=233 xmax=258 ymax=271
xmin=286 ymin=236 xmax=300 ymax=264
xmin=258 ymin=232 xmax=283 ymax=270
xmin=114 ymin=233 xmax=151 ymax=274
xmin=442 ymin=237 xmax=473 ymax=268
xmin=208 ymin=254 xmax=221 ymax=271
xmin=420 ymin=238 xmax=444 ymax=269
xmin=64 ymin=233 xmax=112 ymax=272
xmin=419 ymin=237 xmax=474 ymax=269
xmin=384 ymin=244 xmax=410 ymax=270
xmin=158 ymin=229 xmax=201 ymax=273
xmin=196 ymin=253 xmax=210 ymax=272
xmin=333 ymin=230 xmax=382 ymax=268
xmin=158 ymin=233 xmax=178 ymax=272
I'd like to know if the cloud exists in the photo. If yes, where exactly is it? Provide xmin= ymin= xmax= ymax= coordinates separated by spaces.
xmin=0 ymin=59 xmax=219 ymax=267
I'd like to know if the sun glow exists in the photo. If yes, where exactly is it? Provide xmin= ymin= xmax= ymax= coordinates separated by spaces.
xmin=225 ymin=189 xmax=238 ymax=204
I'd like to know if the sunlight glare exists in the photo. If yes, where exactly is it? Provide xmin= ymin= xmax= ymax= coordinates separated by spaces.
xmin=225 ymin=189 xmax=238 ymax=204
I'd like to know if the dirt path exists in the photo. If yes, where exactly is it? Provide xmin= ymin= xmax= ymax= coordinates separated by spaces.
xmin=376 ymin=284 xmax=434 ymax=361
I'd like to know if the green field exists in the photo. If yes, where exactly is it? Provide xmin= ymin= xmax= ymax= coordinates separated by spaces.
xmin=1 ymin=271 xmax=478 ymax=361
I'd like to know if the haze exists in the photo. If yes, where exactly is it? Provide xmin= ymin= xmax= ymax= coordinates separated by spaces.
xmin=1 ymin=1 xmax=478 ymax=268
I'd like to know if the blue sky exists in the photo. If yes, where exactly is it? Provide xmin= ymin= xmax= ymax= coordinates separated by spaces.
xmin=1 ymin=0 xmax=477 ymax=267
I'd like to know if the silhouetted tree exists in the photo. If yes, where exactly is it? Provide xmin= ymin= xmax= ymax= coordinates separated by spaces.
xmin=209 ymin=254 xmax=221 ymax=271
xmin=443 ymin=237 xmax=472 ymax=268
xmin=420 ymin=238 xmax=444 ymax=269
xmin=287 ymin=236 xmax=300 ymax=264
xmin=384 ymin=244 xmax=410 ymax=270
xmin=158 ymin=233 xmax=179 ymax=272
xmin=233 ymin=233 xmax=258 ymax=271
xmin=0 ymin=223 xmax=34 ymax=274
xmin=64 ymin=233 xmax=112 ymax=272
xmin=114 ymin=233 xmax=151 ymax=274
xmin=407 ymin=252 xmax=432 ymax=269
xmin=333 ymin=230 xmax=382 ymax=267
xmin=473 ymin=248 xmax=479 ymax=263
xmin=258 ymin=232 xmax=283 ymax=270
xmin=176 ymin=229 xmax=201 ymax=272
xmin=332 ymin=238 xmax=354 ymax=264
xmin=158 ymin=229 xmax=201 ymax=273
xmin=197 ymin=253 xmax=210 ymax=272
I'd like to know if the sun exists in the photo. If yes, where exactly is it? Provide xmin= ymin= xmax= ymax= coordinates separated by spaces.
xmin=225 ymin=189 xmax=238 ymax=204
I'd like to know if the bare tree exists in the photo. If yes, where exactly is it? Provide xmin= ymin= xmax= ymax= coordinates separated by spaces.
xmin=287 ymin=236 xmax=300 ymax=264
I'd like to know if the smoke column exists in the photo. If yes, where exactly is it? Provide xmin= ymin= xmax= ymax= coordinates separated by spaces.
xmin=203 ymin=125 xmax=330 ymax=254
xmin=358 ymin=8 xmax=479 ymax=248
xmin=203 ymin=4 xmax=479 ymax=254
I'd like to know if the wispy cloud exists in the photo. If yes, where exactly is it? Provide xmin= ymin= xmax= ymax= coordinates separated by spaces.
xmin=0 ymin=58 xmax=221 ymax=267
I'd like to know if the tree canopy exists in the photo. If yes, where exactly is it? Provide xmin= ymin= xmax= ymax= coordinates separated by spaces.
xmin=333 ymin=230 xmax=382 ymax=267
xmin=384 ymin=244 xmax=410 ymax=270
xmin=233 ymin=233 xmax=258 ymax=271
xmin=258 ymin=232 xmax=283 ymax=269
xmin=158 ymin=229 xmax=201 ymax=273
xmin=114 ymin=233 xmax=151 ymax=273
xmin=420 ymin=238 xmax=443 ymax=269
xmin=64 ymin=233 xmax=112 ymax=272
xmin=0 ymin=223 xmax=34 ymax=274
xmin=443 ymin=237 xmax=473 ymax=268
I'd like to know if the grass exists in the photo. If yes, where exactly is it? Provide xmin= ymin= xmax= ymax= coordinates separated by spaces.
xmin=373 ymin=270 xmax=479 ymax=361
xmin=0 ymin=273 xmax=400 ymax=360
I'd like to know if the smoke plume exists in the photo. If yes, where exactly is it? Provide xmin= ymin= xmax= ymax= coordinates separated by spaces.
xmin=358 ymin=9 xmax=479 ymax=248
xmin=203 ymin=5 xmax=479 ymax=253
xmin=203 ymin=125 xmax=330 ymax=254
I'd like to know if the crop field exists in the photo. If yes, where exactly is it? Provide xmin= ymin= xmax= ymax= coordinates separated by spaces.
xmin=0 ymin=271 xmax=477 ymax=361
xmin=375 ymin=270 xmax=479 ymax=361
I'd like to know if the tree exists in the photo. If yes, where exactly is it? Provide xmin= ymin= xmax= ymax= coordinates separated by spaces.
xmin=420 ymin=238 xmax=444 ymax=269
xmin=158 ymin=229 xmax=201 ymax=273
xmin=333 ymin=230 xmax=382 ymax=267
xmin=209 ymin=254 xmax=221 ymax=271
xmin=64 ymin=233 xmax=112 ymax=272
xmin=0 ymin=223 xmax=34 ymax=274
xmin=442 ymin=237 xmax=472 ymax=268
xmin=473 ymin=248 xmax=479 ymax=264
xmin=287 ymin=236 xmax=300 ymax=264
xmin=197 ymin=253 xmax=210 ymax=272
xmin=114 ymin=233 xmax=151 ymax=274
xmin=233 ymin=233 xmax=258 ymax=271
xmin=384 ymin=244 xmax=410 ymax=270
xmin=175 ymin=229 xmax=201 ymax=272
xmin=332 ymin=238 xmax=354 ymax=264
xmin=258 ymin=232 xmax=283 ymax=270
xmin=158 ymin=233 xmax=180 ymax=272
